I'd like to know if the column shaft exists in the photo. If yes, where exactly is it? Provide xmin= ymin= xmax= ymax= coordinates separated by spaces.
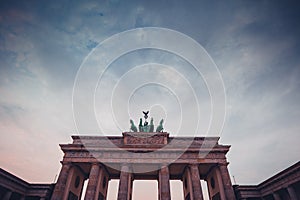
xmin=273 ymin=192 xmax=281 ymax=200
xmin=128 ymin=174 xmax=133 ymax=200
xmin=287 ymin=186 xmax=298 ymax=200
xmin=219 ymin=164 xmax=236 ymax=200
xmin=85 ymin=163 xmax=101 ymax=200
xmin=63 ymin=167 xmax=75 ymax=200
xmin=118 ymin=165 xmax=132 ymax=200
xmin=159 ymin=165 xmax=171 ymax=200
xmin=3 ymin=190 xmax=12 ymax=200
xmin=185 ymin=167 xmax=194 ymax=200
xmin=215 ymin=167 xmax=226 ymax=200
xmin=189 ymin=165 xmax=204 ymax=200
xmin=51 ymin=163 xmax=72 ymax=200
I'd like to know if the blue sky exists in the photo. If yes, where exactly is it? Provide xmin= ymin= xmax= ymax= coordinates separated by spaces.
xmin=1 ymin=0 xmax=300 ymax=199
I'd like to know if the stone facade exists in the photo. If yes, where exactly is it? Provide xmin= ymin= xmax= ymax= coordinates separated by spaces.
xmin=51 ymin=132 xmax=236 ymax=200
xmin=234 ymin=161 xmax=300 ymax=200
xmin=0 ymin=168 xmax=54 ymax=200
xmin=1 ymin=132 xmax=299 ymax=200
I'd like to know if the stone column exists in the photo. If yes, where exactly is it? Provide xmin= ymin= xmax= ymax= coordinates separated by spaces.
xmin=218 ymin=163 xmax=236 ymax=200
xmin=273 ymin=192 xmax=281 ymax=200
xmin=3 ymin=190 xmax=12 ymax=200
xmin=118 ymin=164 xmax=133 ymax=200
xmin=189 ymin=164 xmax=204 ymax=200
xmin=96 ymin=167 xmax=110 ymax=200
xmin=63 ymin=167 xmax=75 ymax=200
xmin=215 ymin=166 xmax=226 ymax=200
xmin=40 ymin=198 xmax=46 ymax=200
xmin=287 ymin=186 xmax=298 ymax=200
xmin=85 ymin=163 xmax=101 ymax=200
xmin=51 ymin=163 xmax=72 ymax=200
xmin=158 ymin=164 xmax=171 ymax=200
xmin=20 ymin=196 xmax=26 ymax=200
xmin=183 ymin=167 xmax=194 ymax=200
xmin=128 ymin=174 xmax=133 ymax=200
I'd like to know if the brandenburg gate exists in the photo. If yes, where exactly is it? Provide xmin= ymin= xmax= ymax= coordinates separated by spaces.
xmin=51 ymin=115 xmax=236 ymax=200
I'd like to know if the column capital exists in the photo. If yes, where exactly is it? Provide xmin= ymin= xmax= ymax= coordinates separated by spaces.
xmin=160 ymin=163 xmax=169 ymax=168
xmin=120 ymin=163 xmax=132 ymax=173
xmin=159 ymin=164 xmax=170 ymax=175
xmin=189 ymin=164 xmax=199 ymax=169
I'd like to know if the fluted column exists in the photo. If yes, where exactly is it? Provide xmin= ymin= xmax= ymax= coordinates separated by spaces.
xmin=219 ymin=163 xmax=236 ymax=200
xmin=51 ymin=163 xmax=72 ymax=200
xmin=215 ymin=166 xmax=226 ymax=200
xmin=273 ymin=192 xmax=281 ymax=200
xmin=85 ymin=163 xmax=101 ymax=200
xmin=158 ymin=164 xmax=171 ymax=200
xmin=118 ymin=164 xmax=133 ymax=200
xmin=3 ymin=190 xmax=12 ymax=200
xmin=287 ymin=186 xmax=298 ymax=200
xmin=189 ymin=164 xmax=204 ymax=200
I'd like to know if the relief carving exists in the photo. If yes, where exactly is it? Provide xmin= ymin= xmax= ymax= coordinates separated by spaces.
xmin=125 ymin=134 xmax=165 ymax=145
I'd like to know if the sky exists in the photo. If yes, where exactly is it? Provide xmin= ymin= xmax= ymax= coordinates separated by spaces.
xmin=1 ymin=0 xmax=300 ymax=199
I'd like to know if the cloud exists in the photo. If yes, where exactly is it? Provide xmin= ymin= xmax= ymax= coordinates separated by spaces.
xmin=0 ymin=0 xmax=300 ymax=194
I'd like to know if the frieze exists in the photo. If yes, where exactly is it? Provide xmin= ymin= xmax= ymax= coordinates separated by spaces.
xmin=69 ymin=135 xmax=228 ymax=150
xmin=64 ymin=150 xmax=225 ymax=161
xmin=123 ymin=132 xmax=169 ymax=145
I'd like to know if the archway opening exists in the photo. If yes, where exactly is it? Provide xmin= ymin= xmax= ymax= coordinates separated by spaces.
xmin=80 ymin=179 xmax=89 ymax=200
xmin=107 ymin=179 xmax=119 ymax=200
xmin=132 ymin=180 xmax=158 ymax=200
xmin=170 ymin=180 xmax=184 ymax=200
xmin=201 ymin=180 xmax=210 ymax=200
